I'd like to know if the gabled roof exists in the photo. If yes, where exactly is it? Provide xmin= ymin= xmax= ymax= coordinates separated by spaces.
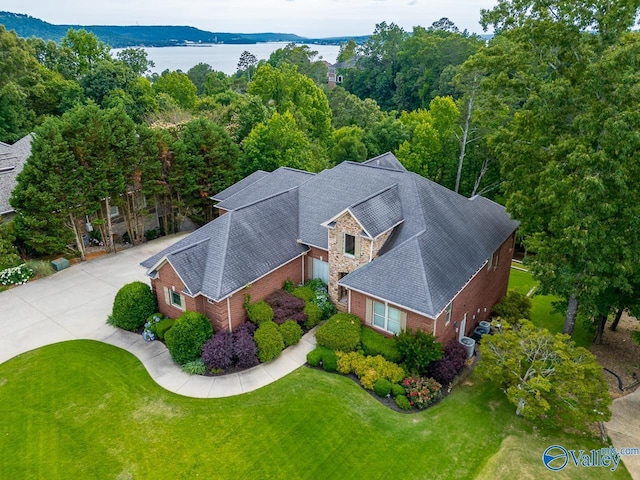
xmin=210 ymin=170 xmax=269 ymax=202
xmin=362 ymin=152 xmax=407 ymax=172
xmin=215 ymin=167 xmax=315 ymax=211
xmin=142 ymin=189 xmax=307 ymax=301
xmin=0 ymin=134 xmax=33 ymax=215
xmin=142 ymin=153 xmax=518 ymax=315
xmin=339 ymin=177 xmax=519 ymax=317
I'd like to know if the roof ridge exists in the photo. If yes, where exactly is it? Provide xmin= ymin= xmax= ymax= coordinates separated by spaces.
xmin=234 ymin=187 xmax=297 ymax=211
xmin=349 ymin=183 xmax=398 ymax=209
xmin=276 ymin=166 xmax=316 ymax=175
xmin=343 ymin=160 xmax=405 ymax=173
xmin=167 ymin=236 xmax=209 ymax=256
xmin=212 ymin=211 xmax=233 ymax=300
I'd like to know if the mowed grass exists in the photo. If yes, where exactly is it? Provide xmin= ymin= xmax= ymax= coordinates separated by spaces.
xmin=508 ymin=268 xmax=592 ymax=348
xmin=0 ymin=341 xmax=630 ymax=479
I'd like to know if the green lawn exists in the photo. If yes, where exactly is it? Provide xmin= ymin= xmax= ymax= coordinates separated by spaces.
xmin=508 ymin=268 xmax=592 ymax=348
xmin=0 ymin=341 xmax=629 ymax=479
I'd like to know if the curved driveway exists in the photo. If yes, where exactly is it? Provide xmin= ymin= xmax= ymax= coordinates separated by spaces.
xmin=0 ymin=234 xmax=316 ymax=398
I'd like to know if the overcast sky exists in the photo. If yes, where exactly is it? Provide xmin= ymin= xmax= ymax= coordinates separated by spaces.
xmin=3 ymin=0 xmax=499 ymax=37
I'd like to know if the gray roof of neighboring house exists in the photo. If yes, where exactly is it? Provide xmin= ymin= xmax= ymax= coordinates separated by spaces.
xmin=0 ymin=134 xmax=33 ymax=215
xmin=347 ymin=184 xmax=404 ymax=239
xmin=141 ymin=189 xmax=307 ymax=301
xmin=142 ymin=153 xmax=518 ymax=313
xmin=215 ymin=167 xmax=315 ymax=211
xmin=211 ymin=170 xmax=269 ymax=202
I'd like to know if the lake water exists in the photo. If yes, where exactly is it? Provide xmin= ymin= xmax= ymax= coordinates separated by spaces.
xmin=113 ymin=43 xmax=340 ymax=75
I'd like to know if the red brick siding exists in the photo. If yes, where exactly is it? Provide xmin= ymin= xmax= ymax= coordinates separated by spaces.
xmin=347 ymin=233 xmax=515 ymax=343
xmin=151 ymin=255 xmax=304 ymax=333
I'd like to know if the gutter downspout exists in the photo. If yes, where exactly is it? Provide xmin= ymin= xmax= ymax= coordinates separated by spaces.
xmin=227 ymin=296 xmax=232 ymax=332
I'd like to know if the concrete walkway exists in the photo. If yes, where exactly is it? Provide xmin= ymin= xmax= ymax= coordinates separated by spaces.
xmin=606 ymin=388 xmax=640 ymax=480
xmin=0 ymin=234 xmax=316 ymax=398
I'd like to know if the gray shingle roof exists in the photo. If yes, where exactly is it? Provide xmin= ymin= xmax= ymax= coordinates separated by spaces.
xmin=348 ymin=184 xmax=404 ymax=238
xmin=142 ymin=153 xmax=518 ymax=312
xmin=142 ymin=189 xmax=307 ymax=301
xmin=339 ymin=176 xmax=519 ymax=317
xmin=215 ymin=167 xmax=315 ymax=211
xmin=211 ymin=170 xmax=269 ymax=202
xmin=362 ymin=152 xmax=407 ymax=172
xmin=0 ymin=134 xmax=33 ymax=215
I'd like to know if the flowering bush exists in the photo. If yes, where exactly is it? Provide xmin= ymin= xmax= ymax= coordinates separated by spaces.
xmin=142 ymin=314 xmax=163 ymax=341
xmin=0 ymin=263 xmax=33 ymax=286
xmin=305 ymin=279 xmax=337 ymax=320
xmin=402 ymin=377 xmax=442 ymax=409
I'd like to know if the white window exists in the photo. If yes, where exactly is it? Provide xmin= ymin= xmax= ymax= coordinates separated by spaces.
xmin=344 ymin=233 xmax=355 ymax=256
xmin=445 ymin=302 xmax=452 ymax=325
xmin=312 ymin=258 xmax=329 ymax=284
xmin=170 ymin=290 xmax=183 ymax=309
xmin=373 ymin=301 xmax=401 ymax=335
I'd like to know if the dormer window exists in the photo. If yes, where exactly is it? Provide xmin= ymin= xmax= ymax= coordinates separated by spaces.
xmin=344 ymin=234 xmax=355 ymax=256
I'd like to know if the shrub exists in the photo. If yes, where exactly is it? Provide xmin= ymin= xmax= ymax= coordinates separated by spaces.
xmin=246 ymin=300 xmax=274 ymax=325
xmin=303 ymin=302 xmax=323 ymax=329
xmin=391 ymin=383 xmax=406 ymax=397
xmin=283 ymin=279 xmax=295 ymax=293
xmin=402 ymin=377 xmax=442 ymax=409
xmin=265 ymin=290 xmax=306 ymax=324
xmin=397 ymin=329 xmax=443 ymax=376
xmin=109 ymin=281 xmax=158 ymax=331
xmin=374 ymin=378 xmax=392 ymax=397
xmin=304 ymin=278 xmax=327 ymax=291
xmin=336 ymin=351 xmax=406 ymax=390
xmin=0 ymin=263 xmax=33 ymax=286
xmin=279 ymin=320 xmax=303 ymax=347
xmin=254 ymin=321 xmax=285 ymax=363
xmin=361 ymin=327 xmax=401 ymax=363
xmin=306 ymin=346 xmax=335 ymax=368
xmin=181 ymin=358 xmax=206 ymax=375
xmin=25 ymin=260 xmax=55 ymax=279
xmin=305 ymin=279 xmax=338 ymax=320
xmin=155 ymin=318 xmax=176 ymax=340
xmin=321 ymin=349 xmax=338 ymax=372
xmin=233 ymin=329 xmax=259 ymax=368
xmin=235 ymin=321 xmax=256 ymax=337
xmin=395 ymin=394 xmax=412 ymax=410
xmin=165 ymin=311 xmax=213 ymax=365
xmin=292 ymin=286 xmax=315 ymax=302
xmin=202 ymin=331 xmax=234 ymax=370
xmin=427 ymin=340 xmax=467 ymax=386
xmin=491 ymin=290 xmax=532 ymax=323
xmin=316 ymin=313 xmax=361 ymax=352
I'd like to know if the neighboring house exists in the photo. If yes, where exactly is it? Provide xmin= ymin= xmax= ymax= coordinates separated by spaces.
xmin=0 ymin=134 xmax=33 ymax=221
xmin=142 ymin=153 xmax=518 ymax=344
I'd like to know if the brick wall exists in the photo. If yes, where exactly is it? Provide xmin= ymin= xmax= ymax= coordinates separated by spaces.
xmin=151 ymin=255 xmax=304 ymax=333
xmin=346 ymin=233 xmax=515 ymax=344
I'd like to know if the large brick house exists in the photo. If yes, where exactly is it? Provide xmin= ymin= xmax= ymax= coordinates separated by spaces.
xmin=141 ymin=153 xmax=518 ymax=344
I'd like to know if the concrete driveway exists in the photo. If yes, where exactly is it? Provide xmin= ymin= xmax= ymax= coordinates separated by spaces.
xmin=0 ymin=235 xmax=182 ymax=364
xmin=607 ymin=388 xmax=640 ymax=480
xmin=0 ymin=233 xmax=316 ymax=398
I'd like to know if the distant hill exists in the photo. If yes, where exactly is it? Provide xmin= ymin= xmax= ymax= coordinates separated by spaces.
xmin=0 ymin=11 xmax=368 ymax=47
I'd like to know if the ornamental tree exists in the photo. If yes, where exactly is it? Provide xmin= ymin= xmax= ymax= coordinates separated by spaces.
xmin=477 ymin=320 xmax=611 ymax=431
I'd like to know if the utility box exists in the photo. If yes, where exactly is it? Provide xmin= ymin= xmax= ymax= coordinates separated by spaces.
xmin=51 ymin=257 xmax=70 ymax=272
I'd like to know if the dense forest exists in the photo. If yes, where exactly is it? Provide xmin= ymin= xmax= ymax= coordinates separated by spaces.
xmin=2 ymin=0 xmax=640 ymax=346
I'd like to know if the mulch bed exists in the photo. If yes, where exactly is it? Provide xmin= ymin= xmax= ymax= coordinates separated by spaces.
xmin=589 ymin=312 xmax=640 ymax=399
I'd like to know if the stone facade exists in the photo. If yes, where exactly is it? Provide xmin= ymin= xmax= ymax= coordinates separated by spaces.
xmin=327 ymin=211 xmax=393 ymax=304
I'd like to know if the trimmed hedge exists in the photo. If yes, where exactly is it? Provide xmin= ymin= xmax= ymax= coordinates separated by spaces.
xmin=395 ymin=394 xmax=412 ymax=410
xmin=246 ymin=300 xmax=274 ymax=325
xmin=321 ymin=349 xmax=338 ymax=372
xmin=291 ymin=286 xmax=315 ymax=302
xmin=279 ymin=320 xmax=303 ymax=347
xmin=165 ymin=311 xmax=213 ymax=365
xmin=109 ymin=281 xmax=158 ymax=331
xmin=391 ymin=383 xmax=406 ymax=398
xmin=155 ymin=318 xmax=176 ymax=340
xmin=306 ymin=346 xmax=336 ymax=369
xmin=315 ymin=313 xmax=361 ymax=352
xmin=337 ymin=351 xmax=406 ymax=390
xmin=254 ymin=321 xmax=284 ymax=363
xmin=303 ymin=302 xmax=323 ymax=329
xmin=361 ymin=327 xmax=401 ymax=363
xmin=373 ymin=378 xmax=392 ymax=397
